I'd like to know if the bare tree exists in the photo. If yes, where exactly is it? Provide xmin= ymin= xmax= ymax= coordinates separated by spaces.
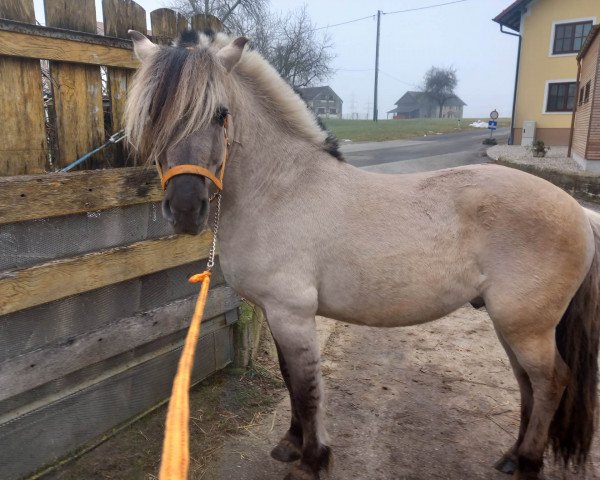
xmin=267 ymin=6 xmax=334 ymax=88
xmin=423 ymin=66 xmax=458 ymax=118
xmin=163 ymin=1 xmax=334 ymax=88
xmin=164 ymin=0 xmax=267 ymax=25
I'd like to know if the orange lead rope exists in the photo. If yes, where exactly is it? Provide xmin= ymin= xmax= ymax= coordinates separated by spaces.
xmin=159 ymin=271 xmax=212 ymax=480
xmin=157 ymin=116 xmax=230 ymax=480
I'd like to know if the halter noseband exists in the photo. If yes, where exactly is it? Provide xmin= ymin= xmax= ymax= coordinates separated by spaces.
xmin=156 ymin=116 xmax=230 ymax=191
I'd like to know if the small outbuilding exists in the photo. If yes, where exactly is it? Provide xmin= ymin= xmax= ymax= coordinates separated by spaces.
xmin=570 ymin=24 xmax=600 ymax=171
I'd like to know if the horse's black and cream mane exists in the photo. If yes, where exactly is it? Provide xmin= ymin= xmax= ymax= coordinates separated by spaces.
xmin=125 ymin=30 xmax=343 ymax=163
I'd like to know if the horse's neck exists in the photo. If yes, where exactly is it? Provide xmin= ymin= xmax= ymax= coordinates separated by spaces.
xmin=224 ymin=115 xmax=327 ymax=209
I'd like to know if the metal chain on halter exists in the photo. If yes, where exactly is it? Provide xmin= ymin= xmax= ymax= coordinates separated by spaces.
xmin=206 ymin=192 xmax=222 ymax=271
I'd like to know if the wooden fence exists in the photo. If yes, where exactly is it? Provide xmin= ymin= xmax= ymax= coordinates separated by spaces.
xmin=0 ymin=2 xmax=238 ymax=479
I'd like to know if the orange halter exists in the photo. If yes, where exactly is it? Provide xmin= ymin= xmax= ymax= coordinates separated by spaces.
xmin=156 ymin=116 xmax=230 ymax=191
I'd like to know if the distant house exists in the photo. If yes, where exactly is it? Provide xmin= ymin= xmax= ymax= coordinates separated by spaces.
xmin=387 ymin=91 xmax=466 ymax=119
xmin=297 ymin=86 xmax=343 ymax=119
xmin=569 ymin=24 xmax=600 ymax=171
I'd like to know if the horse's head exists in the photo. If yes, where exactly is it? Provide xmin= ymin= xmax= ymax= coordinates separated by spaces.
xmin=126 ymin=30 xmax=247 ymax=234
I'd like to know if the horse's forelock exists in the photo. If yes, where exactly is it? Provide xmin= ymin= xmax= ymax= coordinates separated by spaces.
xmin=125 ymin=39 xmax=228 ymax=165
xmin=175 ymin=30 xmax=200 ymax=47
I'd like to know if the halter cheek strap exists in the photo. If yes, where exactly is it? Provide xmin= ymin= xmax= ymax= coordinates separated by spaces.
xmin=156 ymin=116 xmax=230 ymax=191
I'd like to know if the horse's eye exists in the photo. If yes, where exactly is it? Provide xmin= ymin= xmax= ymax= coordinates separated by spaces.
xmin=215 ymin=107 xmax=228 ymax=126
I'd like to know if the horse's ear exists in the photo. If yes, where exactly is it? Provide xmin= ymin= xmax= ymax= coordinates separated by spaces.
xmin=216 ymin=37 xmax=248 ymax=73
xmin=129 ymin=29 xmax=158 ymax=62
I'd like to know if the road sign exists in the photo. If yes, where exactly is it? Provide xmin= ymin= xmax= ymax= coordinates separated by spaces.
xmin=488 ymin=120 xmax=497 ymax=130
xmin=490 ymin=109 xmax=499 ymax=120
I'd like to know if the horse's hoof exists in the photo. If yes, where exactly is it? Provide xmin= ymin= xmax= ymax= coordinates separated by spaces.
xmin=494 ymin=454 xmax=517 ymax=475
xmin=271 ymin=438 xmax=301 ymax=463
xmin=284 ymin=463 xmax=319 ymax=480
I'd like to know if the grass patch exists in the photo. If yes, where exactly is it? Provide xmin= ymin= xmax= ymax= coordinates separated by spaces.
xmin=323 ymin=117 xmax=511 ymax=143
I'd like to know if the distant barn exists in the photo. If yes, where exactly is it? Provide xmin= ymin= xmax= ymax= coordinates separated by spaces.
xmin=387 ymin=91 xmax=466 ymax=119
xmin=297 ymin=86 xmax=343 ymax=119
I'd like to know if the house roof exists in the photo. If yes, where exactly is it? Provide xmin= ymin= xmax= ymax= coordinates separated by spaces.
xmin=394 ymin=91 xmax=422 ymax=106
xmin=393 ymin=91 xmax=466 ymax=107
xmin=296 ymin=86 xmax=342 ymax=102
xmin=492 ymin=0 xmax=532 ymax=32
xmin=578 ymin=24 xmax=600 ymax=60
xmin=387 ymin=105 xmax=420 ymax=114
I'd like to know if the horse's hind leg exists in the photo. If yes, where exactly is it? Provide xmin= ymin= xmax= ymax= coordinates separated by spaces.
xmin=271 ymin=340 xmax=302 ymax=463
xmin=495 ymin=324 xmax=569 ymax=480
xmin=266 ymin=305 xmax=331 ymax=480
xmin=492 ymin=328 xmax=533 ymax=475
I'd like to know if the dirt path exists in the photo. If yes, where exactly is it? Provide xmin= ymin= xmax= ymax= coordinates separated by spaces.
xmin=201 ymin=307 xmax=600 ymax=480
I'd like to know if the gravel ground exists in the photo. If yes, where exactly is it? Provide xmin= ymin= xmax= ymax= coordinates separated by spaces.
xmin=486 ymin=145 xmax=582 ymax=172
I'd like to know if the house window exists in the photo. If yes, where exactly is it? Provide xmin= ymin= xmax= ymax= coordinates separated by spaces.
xmin=584 ymin=81 xmax=591 ymax=103
xmin=317 ymin=107 xmax=325 ymax=114
xmin=552 ymin=21 xmax=593 ymax=54
xmin=329 ymin=108 xmax=337 ymax=114
xmin=579 ymin=86 xmax=585 ymax=106
xmin=546 ymin=82 xmax=576 ymax=112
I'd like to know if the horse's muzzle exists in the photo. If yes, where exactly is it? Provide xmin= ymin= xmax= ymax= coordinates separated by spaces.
xmin=161 ymin=175 xmax=209 ymax=235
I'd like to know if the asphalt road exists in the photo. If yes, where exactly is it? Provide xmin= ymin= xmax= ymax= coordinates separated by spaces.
xmin=341 ymin=127 xmax=510 ymax=174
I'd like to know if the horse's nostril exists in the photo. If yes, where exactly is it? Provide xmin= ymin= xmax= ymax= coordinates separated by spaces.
xmin=162 ymin=198 xmax=175 ymax=223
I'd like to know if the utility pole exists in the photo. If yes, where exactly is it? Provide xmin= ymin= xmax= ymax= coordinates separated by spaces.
xmin=373 ymin=10 xmax=381 ymax=122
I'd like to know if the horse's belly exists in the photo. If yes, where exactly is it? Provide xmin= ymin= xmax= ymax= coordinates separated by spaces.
xmin=316 ymin=278 xmax=478 ymax=328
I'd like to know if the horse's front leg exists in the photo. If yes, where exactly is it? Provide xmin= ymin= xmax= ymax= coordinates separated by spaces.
xmin=266 ymin=304 xmax=331 ymax=480
xmin=270 ymin=340 xmax=303 ymax=463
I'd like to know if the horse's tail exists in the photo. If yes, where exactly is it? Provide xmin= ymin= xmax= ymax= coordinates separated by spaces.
xmin=549 ymin=208 xmax=600 ymax=467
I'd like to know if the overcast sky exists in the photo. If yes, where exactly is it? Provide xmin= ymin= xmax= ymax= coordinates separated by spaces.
xmin=33 ymin=0 xmax=518 ymax=119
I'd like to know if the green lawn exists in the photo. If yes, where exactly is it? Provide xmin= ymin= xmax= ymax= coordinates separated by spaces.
xmin=322 ymin=118 xmax=511 ymax=143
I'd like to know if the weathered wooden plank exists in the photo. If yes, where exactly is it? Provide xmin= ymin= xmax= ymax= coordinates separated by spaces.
xmin=0 ymin=0 xmax=34 ymax=21
xmin=0 ymin=286 xmax=239 ymax=401
xmin=45 ymin=0 xmax=105 ymax=169
xmin=0 ymin=327 xmax=231 ymax=480
xmin=150 ymin=8 xmax=187 ymax=45
xmin=0 ymin=232 xmax=213 ymax=315
xmin=0 ymin=167 xmax=162 ymax=225
xmin=0 ymin=0 xmax=47 ymax=176
xmin=191 ymin=13 xmax=224 ymax=32
xmin=103 ymin=0 xmax=146 ymax=167
xmin=0 ymin=18 xmax=134 ymax=48
xmin=0 ymin=29 xmax=138 ymax=68
xmin=0 ymin=313 xmax=228 ymax=417
xmin=0 ymin=260 xmax=226 ymax=364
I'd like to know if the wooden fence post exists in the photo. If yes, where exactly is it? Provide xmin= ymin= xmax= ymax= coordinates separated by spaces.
xmin=190 ymin=14 xmax=224 ymax=32
xmin=0 ymin=0 xmax=48 ymax=176
xmin=45 ymin=0 xmax=105 ymax=170
xmin=102 ymin=0 xmax=146 ymax=167
xmin=150 ymin=8 xmax=187 ymax=45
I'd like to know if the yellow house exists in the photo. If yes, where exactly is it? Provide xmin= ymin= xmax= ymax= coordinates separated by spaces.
xmin=494 ymin=0 xmax=599 ymax=146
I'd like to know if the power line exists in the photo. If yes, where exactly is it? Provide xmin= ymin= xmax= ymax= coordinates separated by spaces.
xmin=336 ymin=68 xmax=374 ymax=72
xmin=313 ymin=0 xmax=469 ymax=32
xmin=383 ymin=0 xmax=469 ymax=16
xmin=313 ymin=14 xmax=375 ymax=32
xmin=378 ymin=69 xmax=420 ymax=88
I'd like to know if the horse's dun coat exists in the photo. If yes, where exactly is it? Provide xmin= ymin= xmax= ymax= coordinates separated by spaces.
xmin=126 ymin=31 xmax=600 ymax=480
